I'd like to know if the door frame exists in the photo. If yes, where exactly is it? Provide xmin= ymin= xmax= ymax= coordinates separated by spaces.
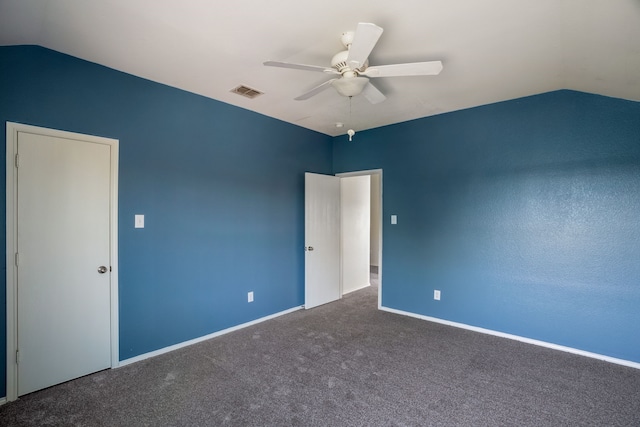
xmin=336 ymin=169 xmax=383 ymax=309
xmin=5 ymin=122 xmax=120 ymax=402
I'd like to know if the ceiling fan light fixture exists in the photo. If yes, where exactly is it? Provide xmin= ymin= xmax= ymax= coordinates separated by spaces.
xmin=331 ymin=77 xmax=369 ymax=97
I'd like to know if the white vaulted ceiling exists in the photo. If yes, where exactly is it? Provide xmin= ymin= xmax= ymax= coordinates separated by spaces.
xmin=1 ymin=0 xmax=639 ymax=136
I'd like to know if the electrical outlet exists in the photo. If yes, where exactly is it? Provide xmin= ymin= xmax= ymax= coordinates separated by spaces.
xmin=248 ymin=291 xmax=254 ymax=303
xmin=434 ymin=290 xmax=441 ymax=301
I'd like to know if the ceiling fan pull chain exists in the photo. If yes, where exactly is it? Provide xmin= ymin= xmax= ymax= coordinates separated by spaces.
xmin=348 ymin=96 xmax=355 ymax=142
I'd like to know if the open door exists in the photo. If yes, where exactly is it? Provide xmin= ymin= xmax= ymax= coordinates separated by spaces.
xmin=304 ymin=172 xmax=341 ymax=309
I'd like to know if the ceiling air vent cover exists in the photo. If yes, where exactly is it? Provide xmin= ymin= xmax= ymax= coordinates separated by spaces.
xmin=230 ymin=85 xmax=264 ymax=99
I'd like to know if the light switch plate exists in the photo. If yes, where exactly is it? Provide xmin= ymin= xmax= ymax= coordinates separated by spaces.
xmin=135 ymin=214 xmax=144 ymax=228
xmin=391 ymin=215 xmax=397 ymax=225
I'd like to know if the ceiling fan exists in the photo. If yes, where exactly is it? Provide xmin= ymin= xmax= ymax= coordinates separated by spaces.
xmin=264 ymin=23 xmax=443 ymax=104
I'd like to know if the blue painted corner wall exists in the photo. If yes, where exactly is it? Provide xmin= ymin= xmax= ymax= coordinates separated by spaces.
xmin=2 ymin=45 xmax=640 ymax=400
xmin=333 ymin=90 xmax=640 ymax=363
xmin=0 ymin=45 xmax=333 ymax=397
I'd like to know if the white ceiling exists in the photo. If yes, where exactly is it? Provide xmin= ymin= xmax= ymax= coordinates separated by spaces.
xmin=1 ymin=0 xmax=639 ymax=136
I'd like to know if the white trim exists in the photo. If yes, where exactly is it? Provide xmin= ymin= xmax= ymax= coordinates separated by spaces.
xmin=0 ymin=397 xmax=6 ymax=406
xmin=5 ymin=124 xmax=18 ymax=401
xmin=118 ymin=305 xmax=304 ymax=367
xmin=380 ymin=306 xmax=640 ymax=370
xmin=5 ymin=122 xmax=119 ymax=401
xmin=108 ymin=139 xmax=120 ymax=370
xmin=336 ymin=169 xmax=383 ymax=310
xmin=342 ymin=283 xmax=371 ymax=295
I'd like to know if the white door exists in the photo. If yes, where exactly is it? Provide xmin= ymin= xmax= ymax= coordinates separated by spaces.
xmin=305 ymin=172 xmax=341 ymax=309
xmin=17 ymin=131 xmax=112 ymax=396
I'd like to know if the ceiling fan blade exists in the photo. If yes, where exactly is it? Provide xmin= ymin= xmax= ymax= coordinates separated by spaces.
xmin=264 ymin=61 xmax=338 ymax=74
xmin=294 ymin=79 xmax=338 ymax=100
xmin=347 ymin=23 xmax=384 ymax=70
xmin=361 ymin=61 xmax=443 ymax=77
xmin=361 ymin=81 xmax=386 ymax=104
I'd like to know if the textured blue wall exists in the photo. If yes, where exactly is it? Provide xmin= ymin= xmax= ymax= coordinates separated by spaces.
xmin=334 ymin=90 xmax=640 ymax=363
xmin=2 ymin=46 xmax=639 ymax=401
xmin=0 ymin=46 xmax=332 ymax=397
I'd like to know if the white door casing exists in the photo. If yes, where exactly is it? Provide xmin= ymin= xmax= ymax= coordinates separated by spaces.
xmin=304 ymin=172 xmax=341 ymax=309
xmin=6 ymin=122 xmax=119 ymax=401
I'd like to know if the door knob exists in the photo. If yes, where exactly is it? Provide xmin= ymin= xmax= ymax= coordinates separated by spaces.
xmin=97 ymin=266 xmax=108 ymax=274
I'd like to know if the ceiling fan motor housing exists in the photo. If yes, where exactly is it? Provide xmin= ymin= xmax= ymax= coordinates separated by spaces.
xmin=331 ymin=50 xmax=368 ymax=75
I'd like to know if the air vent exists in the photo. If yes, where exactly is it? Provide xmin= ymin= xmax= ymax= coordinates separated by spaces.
xmin=230 ymin=85 xmax=264 ymax=99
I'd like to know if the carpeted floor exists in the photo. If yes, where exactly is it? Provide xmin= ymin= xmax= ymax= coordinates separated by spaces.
xmin=1 ymin=276 xmax=639 ymax=426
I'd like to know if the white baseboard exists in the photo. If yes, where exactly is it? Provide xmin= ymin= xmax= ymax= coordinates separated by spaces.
xmin=380 ymin=306 xmax=640 ymax=370
xmin=118 ymin=305 xmax=304 ymax=367
xmin=343 ymin=283 xmax=371 ymax=295
xmin=0 ymin=397 xmax=6 ymax=406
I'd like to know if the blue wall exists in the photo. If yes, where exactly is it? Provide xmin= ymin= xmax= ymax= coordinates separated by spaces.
xmin=334 ymin=90 xmax=640 ymax=363
xmin=0 ymin=46 xmax=333 ymax=397
xmin=2 ymin=45 xmax=639 ymax=400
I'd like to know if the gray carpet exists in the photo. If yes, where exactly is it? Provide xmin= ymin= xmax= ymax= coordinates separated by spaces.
xmin=1 ymin=278 xmax=639 ymax=426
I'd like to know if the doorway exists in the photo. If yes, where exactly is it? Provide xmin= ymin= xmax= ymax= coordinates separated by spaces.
xmin=337 ymin=169 xmax=382 ymax=308
xmin=5 ymin=122 xmax=120 ymax=401
xmin=304 ymin=169 xmax=383 ymax=309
